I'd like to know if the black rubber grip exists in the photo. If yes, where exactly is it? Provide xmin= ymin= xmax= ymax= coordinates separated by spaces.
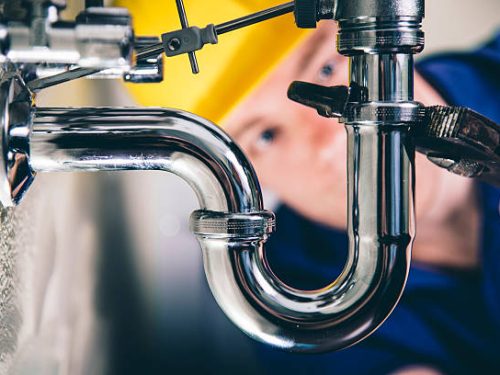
xmin=294 ymin=0 xmax=318 ymax=28
xmin=85 ymin=0 xmax=104 ymax=7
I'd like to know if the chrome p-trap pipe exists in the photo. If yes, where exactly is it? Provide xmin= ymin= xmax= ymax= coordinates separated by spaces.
xmin=0 ymin=86 xmax=411 ymax=354
xmin=0 ymin=0 xmax=424 ymax=354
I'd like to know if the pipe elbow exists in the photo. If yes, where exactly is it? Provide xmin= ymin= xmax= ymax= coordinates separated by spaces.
xmin=191 ymin=124 xmax=415 ymax=353
xmin=191 ymin=209 xmax=412 ymax=353
xmin=3 ymin=72 xmax=413 ymax=352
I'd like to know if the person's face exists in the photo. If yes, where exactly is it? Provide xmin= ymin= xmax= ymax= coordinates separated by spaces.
xmin=223 ymin=22 xmax=452 ymax=234
xmin=224 ymin=23 xmax=350 ymax=228
xmin=223 ymin=21 xmax=479 ymax=270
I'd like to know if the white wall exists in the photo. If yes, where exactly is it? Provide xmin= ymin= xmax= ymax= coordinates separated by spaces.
xmin=424 ymin=0 xmax=499 ymax=55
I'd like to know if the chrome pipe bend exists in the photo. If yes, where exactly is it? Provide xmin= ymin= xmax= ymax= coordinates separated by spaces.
xmin=29 ymin=107 xmax=264 ymax=214
xmin=192 ymin=123 xmax=414 ymax=353
xmin=1 ymin=74 xmax=413 ymax=353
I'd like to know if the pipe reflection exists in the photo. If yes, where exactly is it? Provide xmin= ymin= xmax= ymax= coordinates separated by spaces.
xmin=25 ymin=106 xmax=413 ymax=352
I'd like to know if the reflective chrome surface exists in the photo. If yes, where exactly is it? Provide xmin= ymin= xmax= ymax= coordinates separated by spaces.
xmin=350 ymin=54 xmax=414 ymax=102
xmin=336 ymin=0 xmax=424 ymax=19
xmin=1 ymin=6 xmax=134 ymax=73
xmin=0 ymin=0 xmax=423 ymax=356
xmin=0 ymin=0 xmax=495 ymax=369
xmin=30 ymin=108 xmax=262 ymax=214
xmin=0 ymin=72 xmax=35 ymax=207
xmin=192 ymin=127 xmax=414 ymax=353
xmin=0 ymin=100 xmax=409 ymax=353
xmin=336 ymin=0 xmax=424 ymax=55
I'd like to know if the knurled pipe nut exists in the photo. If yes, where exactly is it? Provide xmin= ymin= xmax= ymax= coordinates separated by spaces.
xmin=343 ymin=103 xmax=426 ymax=125
xmin=190 ymin=210 xmax=276 ymax=238
xmin=337 ymin=31 xmax=425 ymax=53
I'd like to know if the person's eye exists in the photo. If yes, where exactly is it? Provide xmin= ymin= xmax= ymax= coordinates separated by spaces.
xmin=254 ymin=127 xmax=279 ymax=151
xmin=318 ymin=60 xmax=336 ymax=82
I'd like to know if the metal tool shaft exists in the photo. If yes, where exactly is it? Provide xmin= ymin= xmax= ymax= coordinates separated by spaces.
xmin=175 ymin=0 xmax=199 ymax=74
xmin=137 ymin=1 xmax=295 ymax=58
xmin=215 ymin=1 xmax=294 ymax=35
xmin=28 ymin=67 xmax=101 ymax=91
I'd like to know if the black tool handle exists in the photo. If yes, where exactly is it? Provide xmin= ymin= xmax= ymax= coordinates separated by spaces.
xmin=85 ymin=0 xmax=104 ymax=8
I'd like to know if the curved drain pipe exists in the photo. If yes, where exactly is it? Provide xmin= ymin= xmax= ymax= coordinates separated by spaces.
xmin=1 ymin=74 xmax=413 ymax=353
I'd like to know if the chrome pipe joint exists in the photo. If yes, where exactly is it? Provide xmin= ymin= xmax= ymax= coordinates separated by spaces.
xmin=0 ymin=0 xmax=424 ymax=354
xmin=288 ymin=0 xmax=424 ymax=350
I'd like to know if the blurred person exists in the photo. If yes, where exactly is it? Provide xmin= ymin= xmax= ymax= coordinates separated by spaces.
xmin=223 ymin=23 xmax=500 ymax=375
xmin=119 ymin=0 xmax=500 ymax=374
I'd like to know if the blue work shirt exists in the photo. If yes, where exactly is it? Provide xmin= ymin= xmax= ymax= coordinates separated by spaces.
xmin=257 ymin=33 xmax=500 ymax=375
